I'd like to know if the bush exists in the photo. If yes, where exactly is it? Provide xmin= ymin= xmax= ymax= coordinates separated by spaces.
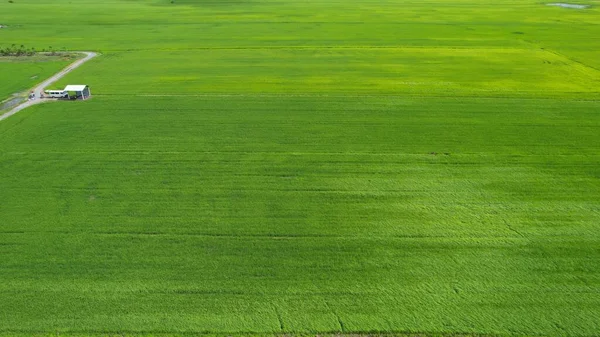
xmin=0 ymin=44 xmax=38 ymax=56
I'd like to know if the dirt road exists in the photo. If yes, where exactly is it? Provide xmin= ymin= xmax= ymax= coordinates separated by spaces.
xmin=0 ymin=51 xmax=98 ymax=122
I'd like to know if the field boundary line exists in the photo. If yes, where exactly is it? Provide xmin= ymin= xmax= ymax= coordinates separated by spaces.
xmin=130 ymin=93 xmax=600 ymax=100
xmin=111 ymin=45 xmax=527 ymax=51
xmin=0 ymin=51 xmax=98 ymax=122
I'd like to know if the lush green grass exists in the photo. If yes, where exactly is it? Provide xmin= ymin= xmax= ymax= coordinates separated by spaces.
xmin=1 ymin=96 xmax=599 ymax=335
xmin=0 ymin=0 xmax=599 ymax=336
xmin=0 ymin=334 xmax=490 ymax=337
xmin=51 ymin=47 xmax=600 ymax=97
xmin=0 ymin=56 xmax=73 ymax=102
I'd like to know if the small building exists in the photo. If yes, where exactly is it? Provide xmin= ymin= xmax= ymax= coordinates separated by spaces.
xmin=64 ymin=85 xmax=91 ymax=100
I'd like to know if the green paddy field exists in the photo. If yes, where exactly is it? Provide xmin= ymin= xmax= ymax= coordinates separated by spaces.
xmin=0 ymin=56 xmax=72 ymax=104
xmin=0 ymin=0 xmax=599 ymax=335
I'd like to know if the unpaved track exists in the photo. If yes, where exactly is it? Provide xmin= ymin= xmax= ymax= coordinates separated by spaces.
xmin=0 ymin=51 xmax=98 ymax=122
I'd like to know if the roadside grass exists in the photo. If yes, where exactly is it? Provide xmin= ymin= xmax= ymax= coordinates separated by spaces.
xmin=0 ymin=53 xmax=79 ymax=62
xmin=0 ymin=56 xmax=72 ymax=102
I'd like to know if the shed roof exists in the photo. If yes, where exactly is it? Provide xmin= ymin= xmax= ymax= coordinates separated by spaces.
xmin=64 ymin=85 xmax=88 ymax=91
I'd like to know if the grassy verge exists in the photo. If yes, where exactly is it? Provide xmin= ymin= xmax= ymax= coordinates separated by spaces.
xmin=0 ymin=54 xmax=76 ymax=101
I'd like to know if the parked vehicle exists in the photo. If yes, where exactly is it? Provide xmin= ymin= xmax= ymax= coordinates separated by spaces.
xmin=44 ymin=90 xmax=68 ymax=98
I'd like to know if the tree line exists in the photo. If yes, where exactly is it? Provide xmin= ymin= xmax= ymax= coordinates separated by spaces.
xmin=0 ymin=44 xmax=66 ymax=56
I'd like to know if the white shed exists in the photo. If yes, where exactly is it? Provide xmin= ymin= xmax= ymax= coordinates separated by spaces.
xmin=64 ymin=85 xmax=91 ymax=100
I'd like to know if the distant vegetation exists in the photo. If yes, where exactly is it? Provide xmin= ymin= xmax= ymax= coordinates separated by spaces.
xmin=0 ymin=44 xmax=35 ymax=56
xmin=0 ymin=44 xmax=66 ymax=56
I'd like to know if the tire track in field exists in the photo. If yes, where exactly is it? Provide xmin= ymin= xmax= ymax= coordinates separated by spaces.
xmin=117 ymin=93 xmax=600 ymax=101
xmin=0 ymin=230 xmax=531 ymax=240
xmin=0 ymin=51 xmax=98 ymax=122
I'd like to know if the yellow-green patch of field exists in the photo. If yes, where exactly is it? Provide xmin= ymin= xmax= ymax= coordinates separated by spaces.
xmin=54 ymin=47 xmax=600 ymax=98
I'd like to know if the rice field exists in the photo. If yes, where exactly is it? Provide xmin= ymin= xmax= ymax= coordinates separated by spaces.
xmin=0 ymin=0 xmax=599 ymax=336
xmin=0 ymin=56 xmax=72 ymax=103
